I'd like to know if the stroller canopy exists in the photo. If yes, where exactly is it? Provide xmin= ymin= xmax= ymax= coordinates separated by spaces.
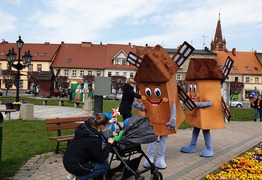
xmin=118 ymin=116 xmax=157 ymax=146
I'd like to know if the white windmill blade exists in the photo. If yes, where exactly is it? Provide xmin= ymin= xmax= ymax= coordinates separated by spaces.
xmin=222 ymin=56 xmax=234 ymax=78
xmin=172 ymin=41 xmax=195 ymax=68
xmin=127 ymin=52 xmax=143 ymax=68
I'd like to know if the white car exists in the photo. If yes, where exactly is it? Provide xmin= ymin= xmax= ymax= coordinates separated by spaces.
xmin=229 ymin=100 xmax=243 ymax=108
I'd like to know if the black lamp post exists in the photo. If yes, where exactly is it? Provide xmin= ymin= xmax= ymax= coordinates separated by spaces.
xmin=6 ymin=36 xmax=32 ymax=102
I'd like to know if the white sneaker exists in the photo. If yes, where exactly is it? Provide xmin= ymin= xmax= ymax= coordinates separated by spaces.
xmin=67 ymin=173 xmax=75 ymax=180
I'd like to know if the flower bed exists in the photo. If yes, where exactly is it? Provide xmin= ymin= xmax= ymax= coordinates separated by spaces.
xmin=205 ymin=142 xmax=262 ymax=180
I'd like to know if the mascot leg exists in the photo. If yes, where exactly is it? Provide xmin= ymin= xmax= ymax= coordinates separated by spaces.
xmin=143 ymin=140 xmax=157 ymax=168
xmin=155 ymin=136 xmax=168 ymax=169
xmin=200 ymin=130 xmax=214 ymax=157
xmin=180 ymin=127 xmax=200 ymax=153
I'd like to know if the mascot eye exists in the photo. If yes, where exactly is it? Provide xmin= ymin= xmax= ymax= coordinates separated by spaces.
xmin=189 ymin=85 xmax=193 ymax=92
xmin=154 ymin=88 xmax=161 ymax=97
xmin=145 ymin=88 xmax=152 ymax=96
xmin=193 ymin=85 xmax=197 ymax=92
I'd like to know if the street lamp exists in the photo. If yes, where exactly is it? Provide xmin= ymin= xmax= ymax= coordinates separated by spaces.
xmin=6 ymin=36 xmax=32 ymax=102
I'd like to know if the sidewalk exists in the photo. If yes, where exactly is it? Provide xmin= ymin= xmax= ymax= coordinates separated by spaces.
xmin=8 ymin=105 xmax=262 ymax=180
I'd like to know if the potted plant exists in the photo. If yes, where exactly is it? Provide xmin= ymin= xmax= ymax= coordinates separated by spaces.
xmin=5 ymin=100 xmax=13 ymax=109
xmin=12 ymin=101 xmax=21 ymax=111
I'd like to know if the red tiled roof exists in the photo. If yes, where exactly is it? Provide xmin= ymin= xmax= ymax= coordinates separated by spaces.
xmin=213 ymin=50 xmax=262 ymax=75
xmin=0 ymin=42 xmax=60 ymax=62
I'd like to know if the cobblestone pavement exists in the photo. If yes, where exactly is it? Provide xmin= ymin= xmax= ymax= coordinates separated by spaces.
xmin=5 ymin=105 xmax=262 ymax=180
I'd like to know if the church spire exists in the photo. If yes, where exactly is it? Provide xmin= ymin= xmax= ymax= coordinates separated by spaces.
xmin=211 ymin=12 xmax=227 ymax=51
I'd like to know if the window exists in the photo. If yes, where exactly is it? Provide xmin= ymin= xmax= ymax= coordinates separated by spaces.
xmin=0 ymin=63 xmax=2 ymax=75
xmin=122 ymin=58 xmax=128 ymax=65
xmin=115 ymin=59 xmax=121 ymax=65
xmin=97 ymin=71 xmax=101 ymax=76
xmin=255 ymin=77 xmax=259 ymax=83
xmin=245 ymin=77 xmax=250 ymax=83
xmin=19 ymin=80 xmax=23 ymax=88
xmin=176 ymin=74 xmax=182 ymax=80
xmin=28 ymin=64 xmax=33 ymax=72
xmin=232 ymin=66 xmax=238 ymax=71
xmin=115 ymin=72 xmax=119 ymax=76
xmin=72 ymin=69 xmax=76 ymax=76
xmin=88 ymin=71 xmax=92 ymax=75
xmin=254 ymin=67 xmax=259 ymax=71
xmin=80 ymin=70 xmax=84 ymax=77
xmin=66 ymin=58 xmax=71 ymax=63
xmin=235 ymin=77 xmax=238 ymax=82
xmin=130 ymin=73 xmax=134 ymax=78
xmin=64 ymin=69 xmax=69 ymax=76
xmin=37 ymin=64 xmax=42 ymax=72
xmin=246 ymin=66 xmax=251 ymax=72
xmin=108 ymin=72 xmax=112 ymax=77
xmin=123 ymin=72 xmax=127 ymax=77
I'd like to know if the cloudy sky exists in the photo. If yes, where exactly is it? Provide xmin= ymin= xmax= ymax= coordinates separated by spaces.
xmin=1 ymin=0 xmax=261 ymax=51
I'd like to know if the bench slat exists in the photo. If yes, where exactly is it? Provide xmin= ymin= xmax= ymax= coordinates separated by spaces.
xmin=48 ymin=135 xmax=74 ymax=142
xmin=45 ymin=116 xmax=91 ymax=124
xmin=46 ymin=123 xmax=81 ymax=131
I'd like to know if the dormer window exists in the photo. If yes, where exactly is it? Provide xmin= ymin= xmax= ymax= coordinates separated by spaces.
xmin=246 ymin=66 xmax=251 ymax=71
xmin=66 ymin=58 xmax=71 ymax=63
xmin=254 ymin=67 xmax=259 ymax=71
xmin=0 ymin=52 xmax=4 ymax=56
xmin=34 ymin=53 xmax=39 ymax=56
xmin=41 ymin=53 xmax=46 ymax=57
xmin=232 ymin=66 xmax=238 ymax=71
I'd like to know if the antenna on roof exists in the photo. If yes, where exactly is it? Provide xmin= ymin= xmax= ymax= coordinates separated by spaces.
xmin=202 ymin=35 xmax=207 ymax=49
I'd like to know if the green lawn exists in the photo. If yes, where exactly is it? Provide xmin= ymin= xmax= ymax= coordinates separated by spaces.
xmin=0 ymin=98 xmax=255 ymax=179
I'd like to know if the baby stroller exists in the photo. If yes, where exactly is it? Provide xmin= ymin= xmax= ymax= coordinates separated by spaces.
xmin=106 ymin=116 xmax=163 ymax=180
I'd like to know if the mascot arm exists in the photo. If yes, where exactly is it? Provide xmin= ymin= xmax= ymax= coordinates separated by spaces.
xmin=195 ymin=100 xmax=212 ymax=108
xmin=166 ymin=103 xmax=176 ymax=130
xmin=132 ymin=101 xmax=145 ymax=111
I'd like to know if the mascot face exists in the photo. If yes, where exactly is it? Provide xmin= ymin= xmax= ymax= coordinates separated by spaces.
xmin=187 ymin=81 xmax=200 ymax=102
xmin=140 ymin=83 xmax=169 ymax=107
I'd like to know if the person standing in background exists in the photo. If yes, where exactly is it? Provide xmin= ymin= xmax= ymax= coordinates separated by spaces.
xmin=119 ymin=78 xmax=141 ymax=120
xmin=253 ymin=95 xmax=262 ymax=122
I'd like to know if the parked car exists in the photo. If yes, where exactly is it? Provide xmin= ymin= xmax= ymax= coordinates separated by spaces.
xmin=103 ymin=94 xmax=116 ymax=100
xmin=103 ymin=92 xmax=123 ymax=100
xmin=25 ymin=89 xmax=32 ymax=94
xmin=116 ymin=92 xmax=123 ymax=100
xmin=229 ymin=100 xmax=243 ymax=108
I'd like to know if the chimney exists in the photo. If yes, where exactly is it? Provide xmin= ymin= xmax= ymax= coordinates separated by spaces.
xmin=232 ymin=48 xmax=236 ymax=56
xmin=81 ymin=42 xmax=92 ymax=47
xmin=145 ymin=44 xmax=148 ymax=47
xmin=100 ymin=42 xmax=102 ymax=45
xmin=61 ymin=41 xmax=64 ymax=44
xmin=44 ymin=42 xmax=50 ymax=44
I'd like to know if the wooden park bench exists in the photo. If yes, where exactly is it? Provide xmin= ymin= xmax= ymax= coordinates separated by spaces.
xmin=0 ymin=109 xmax=17 ymax=121
xmin=45 ymin=116 xmax=92 ymax=153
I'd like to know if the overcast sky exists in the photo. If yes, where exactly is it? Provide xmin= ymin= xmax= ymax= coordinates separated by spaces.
xmin=1 ymin=0 xmax=261 ymax=52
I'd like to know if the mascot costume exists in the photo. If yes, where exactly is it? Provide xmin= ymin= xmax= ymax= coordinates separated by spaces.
xmin=127 ymin=41 xmax=195 ymax=169
xmin=180 ymin=57 xmax=233 ymax=157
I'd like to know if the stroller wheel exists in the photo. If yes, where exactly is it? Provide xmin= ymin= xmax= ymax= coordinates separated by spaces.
xmin=150 ymin=171 xmax=163 ymax=180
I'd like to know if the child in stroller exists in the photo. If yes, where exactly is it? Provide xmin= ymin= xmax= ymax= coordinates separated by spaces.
xmin=106 ymin=116 xmax=163 ymax=180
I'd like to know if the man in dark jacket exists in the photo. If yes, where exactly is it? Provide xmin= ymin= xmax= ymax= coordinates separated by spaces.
xmin=63 ymin=114 xmax=114 ymax=179
xmin=119 ymin=78 xmax=141 ymax=120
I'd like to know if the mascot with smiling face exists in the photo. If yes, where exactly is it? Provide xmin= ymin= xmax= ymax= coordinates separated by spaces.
xmin=127 ymin=42 xmax=194 ymax=169
xmin=180 ymin=57 xmax=233 ymax=157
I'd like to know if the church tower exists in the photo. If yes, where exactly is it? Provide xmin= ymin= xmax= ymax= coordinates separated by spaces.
xmin=211 ymin=12 xmax=227 ymax=51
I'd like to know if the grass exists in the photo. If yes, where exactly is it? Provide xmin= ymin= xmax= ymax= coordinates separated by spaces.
xmin=0 ymin=98 xmax=255 ymax=179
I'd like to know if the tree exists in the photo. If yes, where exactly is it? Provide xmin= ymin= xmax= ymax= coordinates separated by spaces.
xmin=27 ymin=71 xmax=40 ymax=87
xmin=56 ymin=76 xmax=69 ymax=90
xmin=2 ymin=70 xmax=16 ymax=96
xmin=82 ymin=75 xmax=95 ymax=92
xmin=230 ymin=81 xmax=244 ymax=98
xmin=111 ymin=76 xmax=126 ymax=95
